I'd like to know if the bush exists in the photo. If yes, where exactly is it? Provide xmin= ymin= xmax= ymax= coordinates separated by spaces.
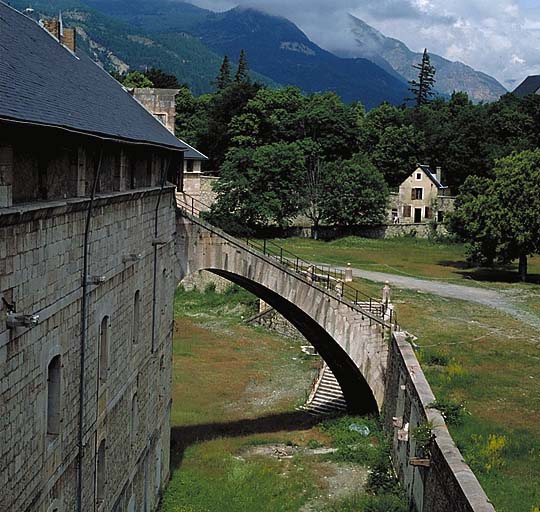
xmin=429 ymin=398 xmax=468 ymax=426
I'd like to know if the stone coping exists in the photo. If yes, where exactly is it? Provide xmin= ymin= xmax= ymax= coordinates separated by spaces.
xmin=393 ymin=332 xmax=496 ymax=511
xmin=0 ymin=185 xmax=176 ymax=227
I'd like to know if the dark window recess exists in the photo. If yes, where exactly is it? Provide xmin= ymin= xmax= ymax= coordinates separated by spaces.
xmin=186 ymin=160 xmax=194 ymax=173
xmin=438 ymin=211 xmax=444 ymax=222
xmin=411 ymin=188 xmax=423 ymax=200
xmin=425 ymin=206 xmax=432 ymax=219
xmin=403 ymin=205 xmax=412 ymax=217
xmin=47 ymin=355 xmax=62 ymax=436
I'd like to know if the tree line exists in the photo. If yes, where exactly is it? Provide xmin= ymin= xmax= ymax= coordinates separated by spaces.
xmin=114 ymin=52 xmax=540 ymax=280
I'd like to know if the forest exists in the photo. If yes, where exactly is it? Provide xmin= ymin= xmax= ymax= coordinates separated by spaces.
xmin=119 ymin=58 xmax=540 ymax=280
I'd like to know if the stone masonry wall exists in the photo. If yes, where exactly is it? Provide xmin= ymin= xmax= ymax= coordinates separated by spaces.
xmin=384 ymin=332 xmax=495 ymax=512
xmin=0 ymin=181 xmax=176 ymax=511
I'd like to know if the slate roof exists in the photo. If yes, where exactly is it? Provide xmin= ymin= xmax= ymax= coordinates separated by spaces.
xmin=180 ymin=140 xmax=208 ymax=160
xmin=418 ymin=164 xmax=447 ymax=189
xmin=0 ymin=2 xmax=186 ymax=151
xmin=513 ymin=75 xmax=540 ymax=97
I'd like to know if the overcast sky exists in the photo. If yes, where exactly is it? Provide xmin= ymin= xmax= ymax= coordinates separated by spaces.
xmin=187 ymin=0 xmax=540 ymax=89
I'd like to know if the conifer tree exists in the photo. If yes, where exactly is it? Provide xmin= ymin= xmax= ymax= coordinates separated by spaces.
xmin=408 ymin=48 xmax=436 ymax=107
xmin=235 ymin=49 xmax=250 ymax=83
xmin=216 ymin=55 xmax=232 ymax=90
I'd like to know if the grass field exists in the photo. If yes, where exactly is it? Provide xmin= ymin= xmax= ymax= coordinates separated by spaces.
xmin=272 ymin=237 xmax=540 ymax=512
xmin=273 ymin=236 xmax=540 ymax=286
xmin=161 ymin=286 xmax=406 ymax=512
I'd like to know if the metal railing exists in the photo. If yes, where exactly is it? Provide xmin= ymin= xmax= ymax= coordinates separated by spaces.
xmin=176 ymin=192 xmax=398 ymax=329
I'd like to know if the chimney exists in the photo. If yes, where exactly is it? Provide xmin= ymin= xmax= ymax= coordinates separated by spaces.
xmin=41 ymin=17 xmax=76 ymax=53
xmin=42 ymin=18 xmax=60 ymax=39
xmin=63 ymin=28 xmax=77 ymax=52
xmin=435 ymin=166 xmax=442 ymax=183
xmin=132 ymin=89 xmax=180 ymax=135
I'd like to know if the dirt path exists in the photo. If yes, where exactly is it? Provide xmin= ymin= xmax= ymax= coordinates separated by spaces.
xmin=335 ymin=266 xmax=540 ymax=329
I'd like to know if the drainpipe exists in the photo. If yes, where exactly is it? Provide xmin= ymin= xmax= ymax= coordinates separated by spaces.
xmin=151 ymin=156 xmax=172 ymax=354
xmin=77 ymin=148 xmax=104 ymax=512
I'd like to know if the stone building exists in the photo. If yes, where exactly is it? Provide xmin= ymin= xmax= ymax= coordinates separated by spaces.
xmin=130 ymin=90 xmax=215 ymax=210
xmin=391 ymin=164 xmax=455 ymax=224
xmin=0 ymin=5 xmax=188 ymax=512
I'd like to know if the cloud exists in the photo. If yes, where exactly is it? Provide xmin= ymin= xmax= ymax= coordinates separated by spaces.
xmin=186 ymin=0 xmax=540 ymax=88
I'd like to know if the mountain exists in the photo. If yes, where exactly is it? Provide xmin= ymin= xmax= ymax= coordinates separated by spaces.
xmin=6 ymin=0 xmax=275 ymax=94
xmin=82 ymin=1 xmax=410 ymax=108
xmin=349 ymin=15 xmax=507 ymax=103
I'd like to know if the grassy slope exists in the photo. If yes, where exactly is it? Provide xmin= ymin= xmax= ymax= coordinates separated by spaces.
xmin=163 ymin=286 xmax=325 ymax=512
xmin=162 ymin=286 xmax=407 ymax=512
xmin=274 ymin=237 xmax=540 ymax=512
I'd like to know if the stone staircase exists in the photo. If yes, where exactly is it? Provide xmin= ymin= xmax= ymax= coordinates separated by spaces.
xmin=301 ymin=363 xmax=348 ymax=417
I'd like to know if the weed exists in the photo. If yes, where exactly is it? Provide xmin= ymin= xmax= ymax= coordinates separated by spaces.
xmin=323 ymin=493 xmax=407 ymax=512
xmin=411 ymin=421 xmax=434 ymax=456
xmin=466 ymin=434 xmax=507 ymax=474
xmin=321 ymin=416 xmax=386 ymax=466
xmin=429 ymin=398 xmax=468 ymax=426
xmin=306 ymin=439 xmax=323 ymax=449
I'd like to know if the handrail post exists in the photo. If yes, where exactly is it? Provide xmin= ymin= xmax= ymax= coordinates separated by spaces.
xmin=296 ymin=257 xmax=299 ymax=272
xmin=263 ymin=239 xmax=267 ymax=255
xmin=191 ymin=197 xmax=194 ymax=216
xmin=280 ymin=248 xmax=283 ymax=264
xmin=355 ymin=289 xmax=358 ymax=304
xmin=369 ymin=297 xmax=372 ymax=311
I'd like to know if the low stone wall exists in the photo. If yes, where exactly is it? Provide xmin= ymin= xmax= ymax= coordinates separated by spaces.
xmin=384 ymin=332 xmax=495 ymax=512
xmin=256 ymin=222 xmax=449 ymax=240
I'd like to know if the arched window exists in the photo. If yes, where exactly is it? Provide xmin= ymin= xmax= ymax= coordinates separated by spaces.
xmin=97 ymin=439 xmax=106 ymax=504
xmin=161 ymin=269 xmax=167 ymax=316
xmin=47 ymin=355 xmax=61 ymax=437
xmin=133 ymin=291 xmax=140 ymax=345
xmin=99 ymin=316 xmax=109 ymax=383
xmin=130 ymin=393 xmax=139 ymax=446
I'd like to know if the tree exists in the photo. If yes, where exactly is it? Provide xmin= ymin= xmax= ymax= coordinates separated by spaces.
xmin=208 ymin=142 xmax=306 ymax=234
xmin=117 ymin=71 xmax=153 ymax=88
xmin=408 ymin=49 xmax=436 ymax=107
xmin=144 ymin=68 xmax=181 ymax=88
xmin=319 ymin=153 xmax=388 ymax=226
xmin=235 ymin=49 xmax=250 ymax=83
xmin=216 ymin=55 xmax=232 ymax=90
xmin=448 ymin=150 xmax=540 ymax=281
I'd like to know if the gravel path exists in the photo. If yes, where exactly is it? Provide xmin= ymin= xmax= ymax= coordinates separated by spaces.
xmin=331 ymin=265 xmax=540 ymax=329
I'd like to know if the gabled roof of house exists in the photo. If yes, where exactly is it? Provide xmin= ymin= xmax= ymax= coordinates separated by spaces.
xmin=417 ymin=164 xmax=447 ymax=189
xmin=0 ymin=2 xmax=186 ymax=152
xmin=513 ymin=75 xmax=540 ymax=98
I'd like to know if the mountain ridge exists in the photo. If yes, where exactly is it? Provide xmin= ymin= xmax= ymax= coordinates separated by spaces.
xmin=348 ymin=15 xmax=507 ymax=103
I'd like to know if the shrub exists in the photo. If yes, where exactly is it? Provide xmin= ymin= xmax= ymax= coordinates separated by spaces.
xmin=466 ymin=434 xmax=507 ymax=474
xmin=429 ymin=398 xmax=468 ymax=426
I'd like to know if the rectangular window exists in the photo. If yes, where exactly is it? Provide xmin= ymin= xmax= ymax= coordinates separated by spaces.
xmin=186 ymin=160 xmax=194 ymax=173
xmin=416 ymin=172 xmax=422 ymax=180
xmin=412 ymin=188 xmax=423 ymax=200
xmin=425 ymin=206 xmax=432 ymax=219
xmin=403 ymin=205 xmax=412 ymax=217
xmin=438 ymin=211 xmax=444 ymax=222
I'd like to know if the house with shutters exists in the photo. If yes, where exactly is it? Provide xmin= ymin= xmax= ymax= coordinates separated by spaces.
xmin=391 ymin=164 xmax=455 ymax=224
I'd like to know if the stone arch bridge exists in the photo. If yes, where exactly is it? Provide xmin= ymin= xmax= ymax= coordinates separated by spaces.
xmin=174 ymin=199 xmax=495 ymax=512
xmin=175 ymin=206 xmax=394 ymax=414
